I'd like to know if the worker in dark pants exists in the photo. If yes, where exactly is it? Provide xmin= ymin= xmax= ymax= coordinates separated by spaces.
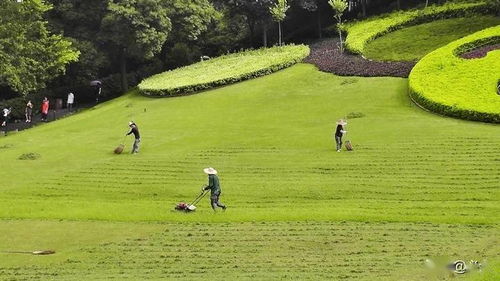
xmin=202 ymin=167 xmax=226 ymax=211
xmin=126 ymin=121 xmax=140 ymax=154
xmin=334 ymin=119 xmax=347 ymax=152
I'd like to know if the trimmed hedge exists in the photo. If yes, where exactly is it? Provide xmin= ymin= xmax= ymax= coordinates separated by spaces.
xmin=344 ymin=1 xmax=493 ymax=55
xmin=138 ymin=45 xmax=310 ymax=97
xmin=409 ymin=26 xmax=500 ymax=123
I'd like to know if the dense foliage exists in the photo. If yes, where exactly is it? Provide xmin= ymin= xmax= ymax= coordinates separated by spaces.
xmin=138 ymin=45 xmax=309 ymax=96
xmin=0 ymin=0 xmax=79 ymax=96
xmin=344 ymin=1 xmax=494 ymax=55
xmin=409 ymin=26 xmax=500 ymax=123
xmin=99 ymin=0 xmax=172 ymax=92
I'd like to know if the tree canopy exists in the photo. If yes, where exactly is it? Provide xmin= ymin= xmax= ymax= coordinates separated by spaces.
xmin=99 ymin=0 xmax=172 ymax=91
xmin=0 ymin=0 xmax=79 ymax=96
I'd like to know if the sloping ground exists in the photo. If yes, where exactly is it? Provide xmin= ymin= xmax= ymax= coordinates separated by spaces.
xmin=409 ymin=26 xmax=500 ymax=123
xmin=344 ymin=1 xmax=492 ymax=55
xmin=363 ymin=16 xmax=500 ymax=62
xmin=1 ymin=220 xmax=498 ymax=280
xmin=0 ymin=64 xmax=498 ymax=224
xmin=0 ymin=64 xmax=498 ymax=279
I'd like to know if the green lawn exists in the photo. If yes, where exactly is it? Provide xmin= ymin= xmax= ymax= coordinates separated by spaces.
xmin=1 ymin=220 xmax=498 ymax=280
xmin=0 ymin=64 xmax=498 ymax=279
xmin=364 ymin=16 xmax=500 ymax=61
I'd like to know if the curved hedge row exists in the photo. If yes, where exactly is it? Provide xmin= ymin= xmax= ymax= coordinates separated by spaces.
xmin=409 ymin=26 xmax=500 ymax=123
xmin=344 ymin=1 xmax=493 ymax=55
xmin=138 ymin=45 xmax=310 ymax=97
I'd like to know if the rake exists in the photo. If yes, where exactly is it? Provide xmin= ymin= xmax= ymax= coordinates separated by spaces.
xmin=1 ymin=250 xmax=56 ymax=255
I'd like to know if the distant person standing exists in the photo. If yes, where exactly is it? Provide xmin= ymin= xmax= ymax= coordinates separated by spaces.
xmin=1 ymin=107 xmax=11 ymax=127
xmin=126 ymin=121 xmax=140 ymax=154
xmin=202 ymin=167 xmax=226 ymax=211
xmin=95 ymin=85 xmax=102 ymax=104
xmin=25 ymin=100 xmax=33 ymax=123
xmin=334 ymin=119 xmax=347 ymax=152
xmin=41 ymin=97 xmax=49 ymax=122
xmin=67 ymin=92 xmax=75 ymax=112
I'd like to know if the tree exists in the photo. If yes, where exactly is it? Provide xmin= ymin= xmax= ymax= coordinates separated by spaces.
xmin=47 ymin=0 xmax=109 ymax=88
xmin=328 ymin=0 xmax=348 ymax=52
xmin=298 ymin=0 xmax=328 ymax=39
xmin=221 ymin=0 xmax=273 ymax=47
xmin=0 ymin=0 xmax=79 ymax=96
xmin=99 ymin=0 xmax=171 ymax=92
xmin=163 ymin=0 xmax=218 ymax=42
xmin=269 ymin=0 xmax=289 ymax=46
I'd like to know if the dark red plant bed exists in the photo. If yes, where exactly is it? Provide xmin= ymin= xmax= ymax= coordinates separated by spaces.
xmin=460 ymin=43 xmax=500 ymax=59
xmin=305 ymin=39 xmax=416 ymax=78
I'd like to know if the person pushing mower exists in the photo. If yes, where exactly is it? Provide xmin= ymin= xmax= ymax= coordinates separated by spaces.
xmin=126 ymin=121 xmax=140 ymax=154
xmin=202 ymin=167 xmax=226 ymax=211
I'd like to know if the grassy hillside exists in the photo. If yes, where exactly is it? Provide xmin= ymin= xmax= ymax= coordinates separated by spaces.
xmin=364 ymin=16 xmax=500 ymax=61
xmin=0 ymin=64 xmax=498 ymax=223
xmin=344 ymin=1 xmax=492 ymax=55
xmin=0 ymin=64 xmax=498 ymax=279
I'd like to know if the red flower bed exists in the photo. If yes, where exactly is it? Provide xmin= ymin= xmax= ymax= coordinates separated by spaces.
xmin=305 ymin=39 xmax=415 ymax=78
xmin=459 ymin=43 xmax=500 ymax=59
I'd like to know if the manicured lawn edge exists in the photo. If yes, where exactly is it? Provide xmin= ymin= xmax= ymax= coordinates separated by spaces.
xmin=138 ymin=45 xmax=310 ymax=97
xmin=409 ymin=26 xmax=500 ymax=123
xmin=344 ymin=1 xmax=494 ymax=55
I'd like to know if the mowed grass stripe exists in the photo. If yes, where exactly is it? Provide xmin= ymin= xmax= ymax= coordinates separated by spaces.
xmin=1 ymin=221 xmax=497 ymax=280
xmin=0 ymin=64 xmax=498 ymax=223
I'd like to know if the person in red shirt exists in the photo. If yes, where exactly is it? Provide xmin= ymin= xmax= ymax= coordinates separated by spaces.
xmin=41 ymin=97 xmax=49 ymax=122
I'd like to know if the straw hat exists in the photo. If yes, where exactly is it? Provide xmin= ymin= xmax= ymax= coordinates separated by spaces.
xmin=203 ymin=167 xmax=218 ymax=175
xmin=336 ymin=119 xmax=347 ymax=125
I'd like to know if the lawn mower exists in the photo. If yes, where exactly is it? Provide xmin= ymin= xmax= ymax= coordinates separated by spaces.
xmin=175 ymin=189 xmax=209 ymax=212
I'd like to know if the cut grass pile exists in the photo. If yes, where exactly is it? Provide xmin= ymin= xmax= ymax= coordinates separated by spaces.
xmin=364 ymin=16 xmax=500 ymax=61
xmin=0 ymin=64 xmax=499 ymax=279
xmin=409 ymin=26 xmax=500 ymax=123
xmin=1 ymin=220 xmax=498 ymax=280
xmin=138 ymin=45 xmax=309 ymax=96
xmin=344 ymin=1 xmax=492 ymax=55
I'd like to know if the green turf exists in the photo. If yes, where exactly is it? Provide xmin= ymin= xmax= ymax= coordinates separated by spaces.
xmin=1 ymin=220 xmax=498 ymax=280
xmin=343 ymin=1 xmax=490 ymax=55
xmin=0 ymin=64 xmax=499 ymax=224
xmin=0 ymin=64 xmax=498 ymax=279
xmin=364 ymin=16 xmax=500 ymax=61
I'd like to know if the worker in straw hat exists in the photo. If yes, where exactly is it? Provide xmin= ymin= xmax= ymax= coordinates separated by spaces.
xmin=334 ymin=119 xmax=347 ymax=152
xmin=202 ymin=167 xmax=226 ymax=211
xmin=126 ymin=121 xmax=140 ymax=154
